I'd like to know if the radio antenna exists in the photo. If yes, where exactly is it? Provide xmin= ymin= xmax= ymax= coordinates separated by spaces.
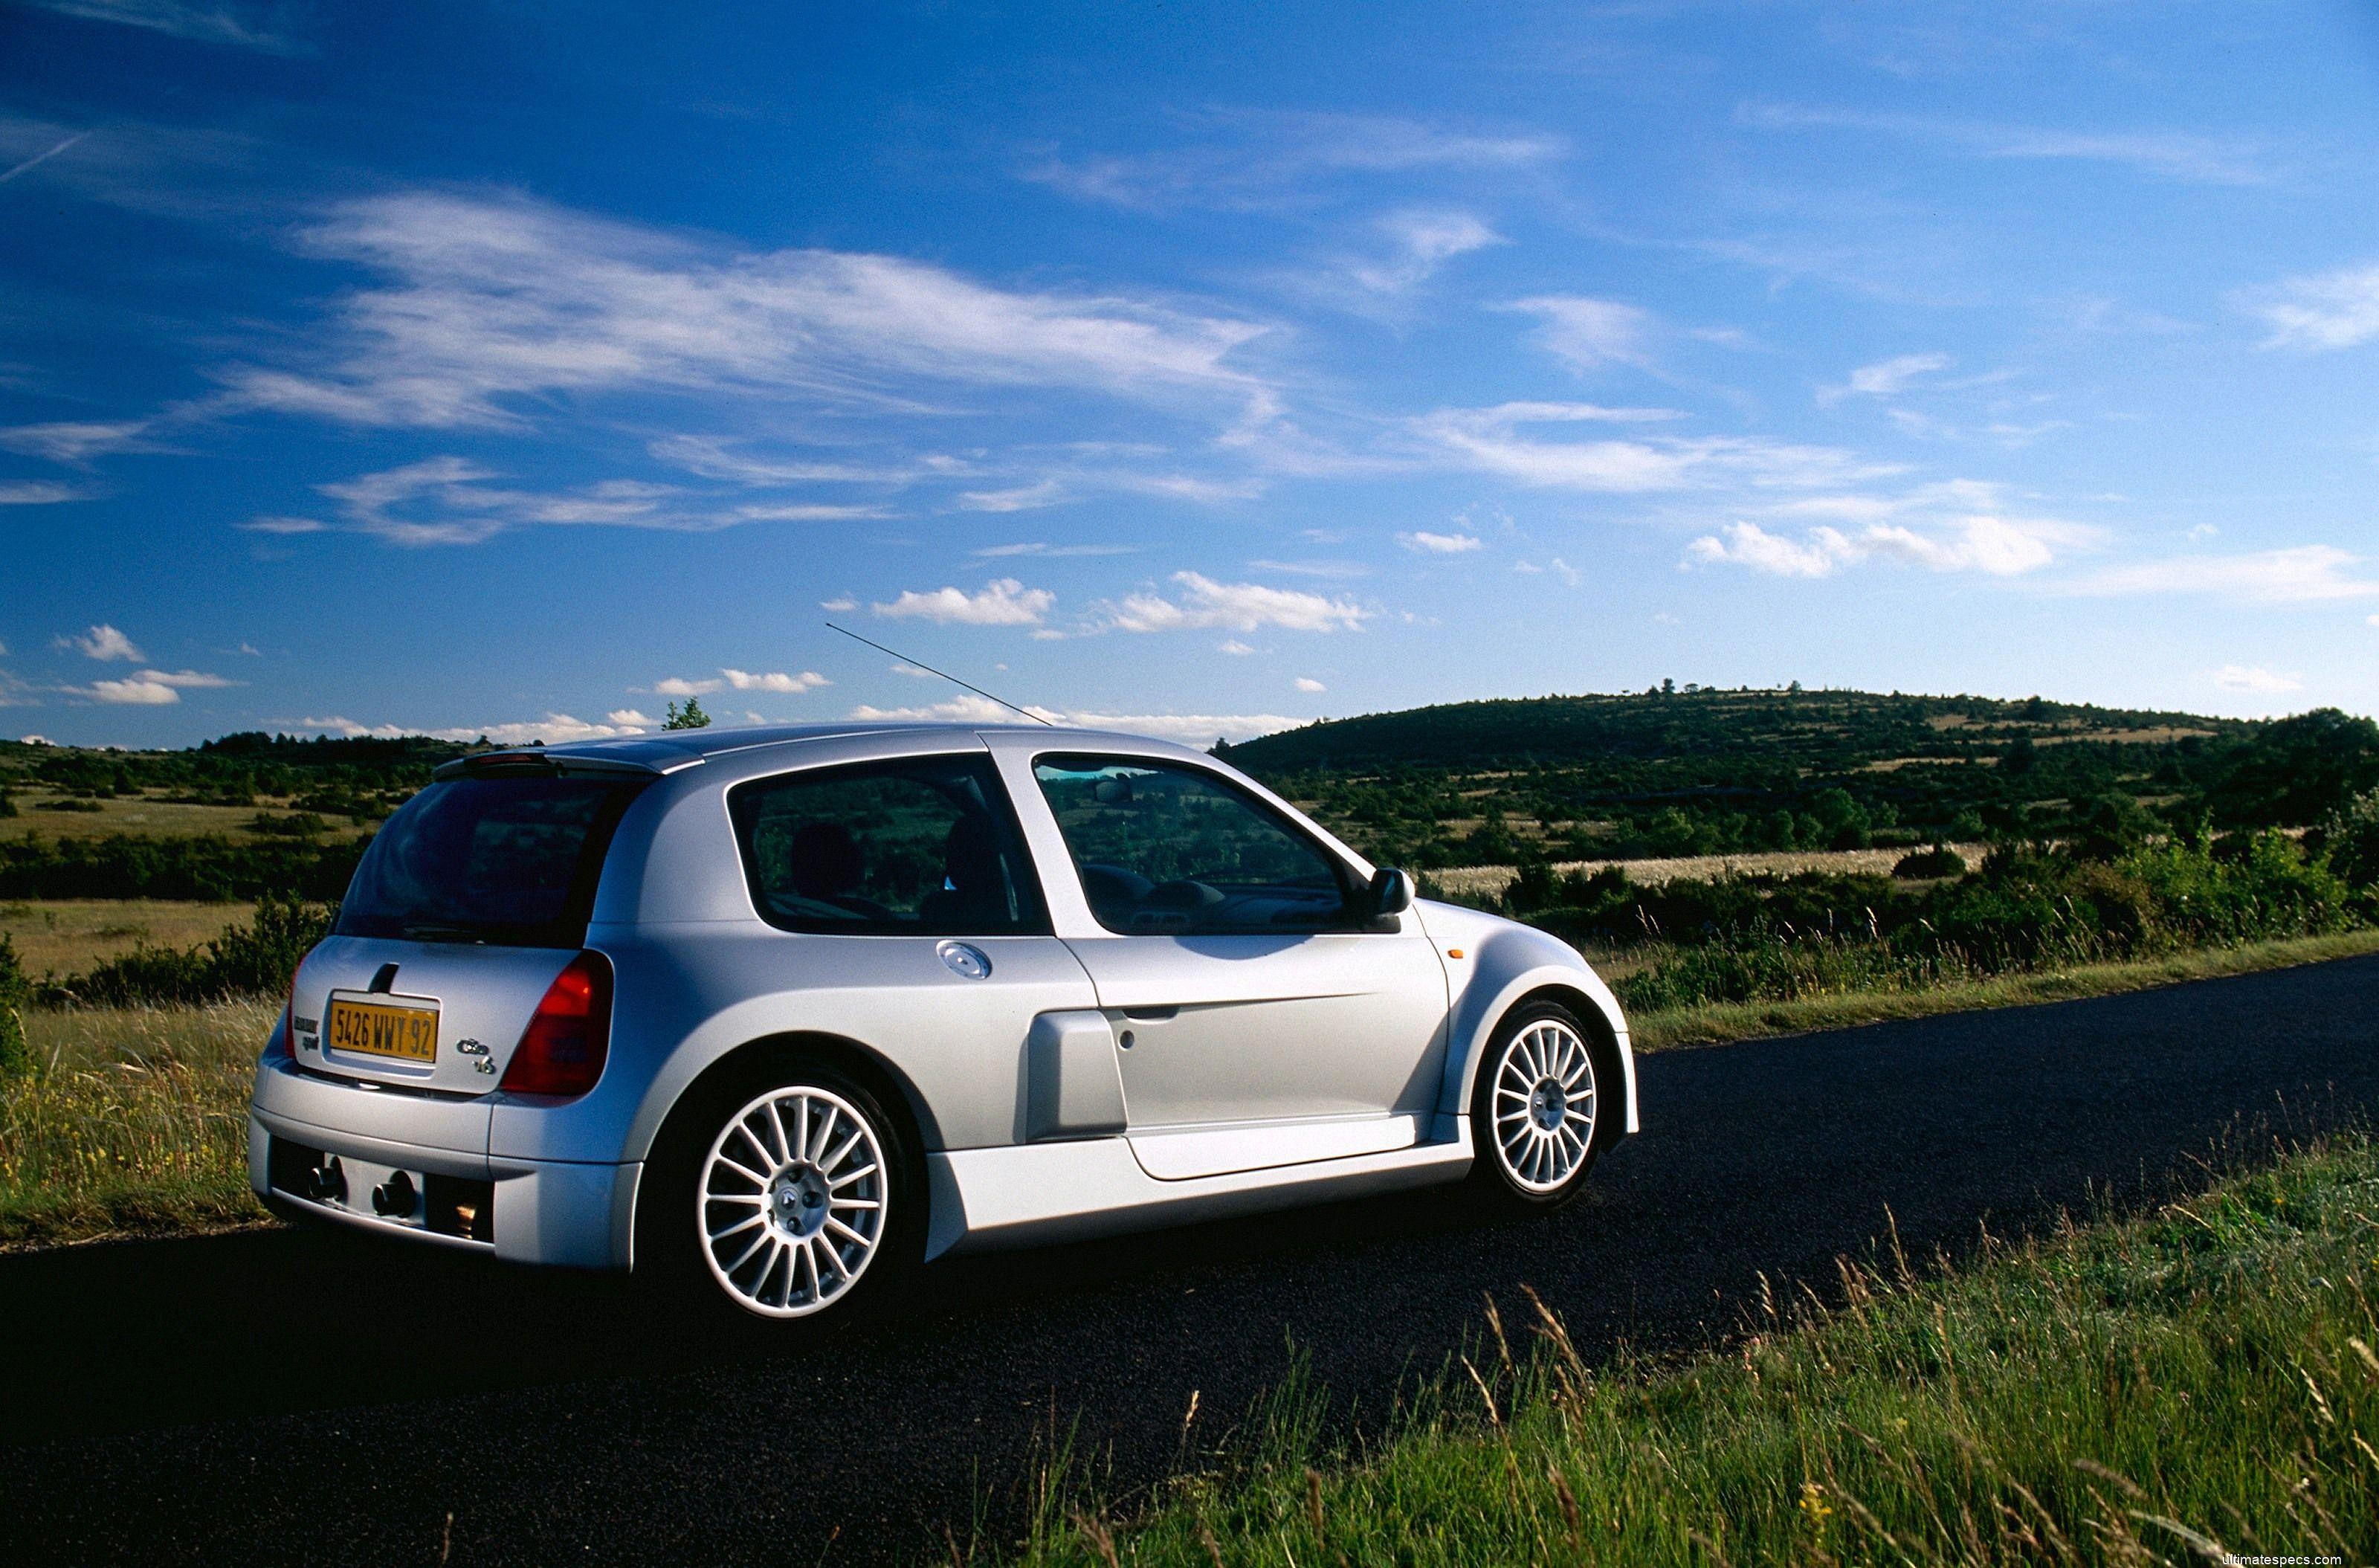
xmin=824 ymin=622 xmax=1056 ymax=726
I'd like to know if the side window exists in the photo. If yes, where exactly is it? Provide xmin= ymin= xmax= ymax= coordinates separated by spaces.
xmin=1031 ymin=754 xmax=1355 ymax=935
xmin=730 ymin=755 xmax=1050 ymax=936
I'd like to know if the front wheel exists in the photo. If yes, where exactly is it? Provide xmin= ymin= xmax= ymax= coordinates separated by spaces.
xmin=1466 ymin=1002 xmax=1606 ymax=1210
xmin=642 ymin=1062 xmax=914 ymax=1323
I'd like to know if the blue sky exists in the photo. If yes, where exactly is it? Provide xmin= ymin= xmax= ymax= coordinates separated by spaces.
xmin=3 ymin=0 xmax=2377 ymax=748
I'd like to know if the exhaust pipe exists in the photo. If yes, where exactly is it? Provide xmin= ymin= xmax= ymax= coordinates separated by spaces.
xmin=371 ymin=1170 xmax=416 ymax=1217
xmin=304 ymin=1158 xmax=346 ymax=1202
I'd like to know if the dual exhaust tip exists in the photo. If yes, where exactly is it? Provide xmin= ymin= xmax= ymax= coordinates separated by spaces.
xmin=300 ymin=1158 xmax=416 ymax=1219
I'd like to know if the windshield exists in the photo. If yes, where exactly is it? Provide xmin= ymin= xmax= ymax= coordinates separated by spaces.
xmin=335 ymin=775 xmax=646 ymax=946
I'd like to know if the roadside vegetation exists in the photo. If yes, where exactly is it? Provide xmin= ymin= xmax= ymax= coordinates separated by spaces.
xmin=1004 ymin=1130 xmax=2379 ymax=1566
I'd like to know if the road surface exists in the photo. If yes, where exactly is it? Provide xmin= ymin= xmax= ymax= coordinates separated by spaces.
xmin=3 ymin=954 xmax=2375 ymax=1565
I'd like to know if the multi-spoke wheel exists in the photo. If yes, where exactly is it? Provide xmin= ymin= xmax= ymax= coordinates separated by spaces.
xmin=641 ymin=1059 xmax=914 ymax=1324
xmin=1467 ymin=1002 xmax=1606 ymax=1208
xmin=698 ymin=1085 xmax=888 ymax=1317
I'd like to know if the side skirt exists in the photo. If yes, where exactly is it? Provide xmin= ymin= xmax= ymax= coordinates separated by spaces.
xmin=923 ymin=1114 xmax=1473 ymax=1261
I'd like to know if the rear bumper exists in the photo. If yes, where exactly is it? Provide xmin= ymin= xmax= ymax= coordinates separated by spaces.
xmin=249 ymin=1060 xmax=637 ymax=1269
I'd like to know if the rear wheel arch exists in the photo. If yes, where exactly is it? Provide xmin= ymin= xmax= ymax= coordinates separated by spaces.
xmin=630 ymin=1030 xmax=937 ymax=1277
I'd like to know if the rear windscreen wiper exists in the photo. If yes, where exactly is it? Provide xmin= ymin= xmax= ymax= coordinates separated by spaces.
xmin=400 ymin=921 xmax=490 ymax=943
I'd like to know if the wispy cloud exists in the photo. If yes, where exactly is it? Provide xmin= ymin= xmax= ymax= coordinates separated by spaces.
xmin=1340 ymin=210 xmax=1502 ymax=297
xmin=22 ymin=0 xmax=306 ymax=53
xmin=221 ymin=190 xmax=1272 ymax=432
xmin=0 ymin=419 xmax=155 ymax=462
xmin=1419 ymin=402 xmax=1891 ymax=493
xmin=1737 ymin=102 xmax=2276 ymax=186
xmin=0 ymin=481 xmax=85 ymax=505
xmin=2059 ymin=545 xmax=2379 ymax=604
xmin=1024 ymin=109 xmax=1563 ymax=212
xmin=2248 ymin=264 xmax=2379 ymax=352
xmin=1508 ymin=297 xmax=1656 ymax=375
xmin=0 ymin=130 xmax=88 ymax=185
xmin=1098 ymin=571 xmax=1368 ymax=634
xmin=872 ymin=579 xmax=1056 ymax=627
xmin=1817 ymin=352 xmax=1949 ymax=407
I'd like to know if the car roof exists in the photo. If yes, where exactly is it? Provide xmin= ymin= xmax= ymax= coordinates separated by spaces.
xmin=447 ymin=721 xmax=1220 ymax=777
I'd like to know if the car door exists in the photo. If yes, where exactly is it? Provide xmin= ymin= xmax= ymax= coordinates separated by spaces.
xmin=992 ymin=742 xmax=1450 ymax=1181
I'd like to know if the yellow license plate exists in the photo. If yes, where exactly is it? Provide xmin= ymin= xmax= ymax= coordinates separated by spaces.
xmin=326 ymin=998 xmax=439 ymax=1063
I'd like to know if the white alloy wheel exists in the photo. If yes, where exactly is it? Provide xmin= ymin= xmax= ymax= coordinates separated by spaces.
xmin=697 ymin=1084 xmax=889 ymax=1318
xmin=1489 ymin=1018 xmax=1598 ymax=1194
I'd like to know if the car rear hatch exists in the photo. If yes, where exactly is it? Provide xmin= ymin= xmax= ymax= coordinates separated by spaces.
xmin=288 ymin=755 xmax=651 ymax=1097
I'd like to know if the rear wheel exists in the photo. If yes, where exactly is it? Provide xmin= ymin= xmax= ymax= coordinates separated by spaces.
xmin=642 ymin=1059 xmax=916 ymax=1323
xmin=1465 ymin=1001 xmax=1605 ymax=1210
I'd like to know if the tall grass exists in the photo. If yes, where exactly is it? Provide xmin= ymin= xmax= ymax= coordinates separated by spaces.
xmin=0 ymin=1000 xmax=271 ymax=1245
xmin=1010 ymin=1133 xmax=2379 ymax=1566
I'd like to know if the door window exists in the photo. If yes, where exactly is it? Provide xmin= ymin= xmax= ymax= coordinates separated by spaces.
xmin=730 ymin=755 xmax=1049 ymax=936
xmin=1031 ymin=754 xmax=1357 ymax=935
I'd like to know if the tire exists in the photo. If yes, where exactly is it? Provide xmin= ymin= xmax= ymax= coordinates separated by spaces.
xmin=1465 ymin=1001 xmax=1608 ymax=1211
xmin=638 ymin=1056 xmax=919 ymax=1325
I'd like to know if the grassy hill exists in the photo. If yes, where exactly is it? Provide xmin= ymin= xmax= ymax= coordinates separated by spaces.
xmin=1220 ymin=687 xmax=2379 ymax=869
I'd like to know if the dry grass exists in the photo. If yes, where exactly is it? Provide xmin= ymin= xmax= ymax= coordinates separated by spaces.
xmin=1432 ymin=842 xmax=1993 ymax=900
xmin=0 ymin=1000 xmax=274 ymax=1248
xmin=0 ymin=789 xmax=370 ymax=842
xmin=0 ymin=898 xmax=251 ymax=978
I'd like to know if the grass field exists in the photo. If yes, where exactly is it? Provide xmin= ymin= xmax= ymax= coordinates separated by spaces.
xmin=1009 ymin=1130 xmax=2379 ymax=1566
xmin=0 ymin=1000 xmax=271 ymax=1248
xmin=0 ymin=898 xmax=251 ymax=978
xmin=0 ymin=788 xmax=371 ymax=843
xmin=1430 ymin=842 xmax=1995 ymax=901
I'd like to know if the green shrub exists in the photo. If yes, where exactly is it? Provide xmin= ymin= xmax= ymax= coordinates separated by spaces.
xmin=2320 ymin=787 xmax=2379 ymax=901
xmin=1891 ymin=844 xmax=1966 ymax=879
xmin=0 ymin=935 xmax=29 ymax=1077
xmin=38 ymin=892 xmax=335 ymax=1008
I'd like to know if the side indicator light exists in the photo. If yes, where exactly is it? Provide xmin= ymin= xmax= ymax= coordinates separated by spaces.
xmin=1447 ymin=948 xmax=1465 ymax=959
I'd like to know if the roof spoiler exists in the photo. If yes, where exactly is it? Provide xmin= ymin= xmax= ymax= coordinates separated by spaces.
xmin=431 ymin=751 xmax=674 ymax=782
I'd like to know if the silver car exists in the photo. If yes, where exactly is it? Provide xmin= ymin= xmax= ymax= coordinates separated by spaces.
xmin=250 ymin=723 xmax=1637 ymax=1321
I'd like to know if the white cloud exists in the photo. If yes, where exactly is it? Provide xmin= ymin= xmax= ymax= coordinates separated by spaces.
xmin=2060 ymin=545 xmax=2379 ymax=604
xmin=1102 ymin=571 xmax=1368 ymax=634
xmin=2212 ymin=665 xmax=2303 ymax=694
xmin=848 ymin=692 xmax=1304 ymax=743
xmin=722 ymin=668 xmax=830 ymax=693
xmin=1294 ymin=677 xmax=1327 ymax=693
xmin=874 ymin=578 xmax=1056 ymax=626
xmin=972 ymin=541 xmax=1140 ymax=558
xmin=606 ymin=709 xmax=659 ymax=727
xmin=1026 ymin=109 xmax=1563 ymax=212
xmin=1818 ymin=352 xmax=1950 ymax=407
xmin=22 ymin=0 xmax=304 ymax=52
xmin=2250 ymin=264 xmax=2379 ymax=352
xmin=0 ymin=419 xmax=154 ymax=462
xmin=239 ymin=514 xmax=327 ymax=535
xmin=821 ymin=597 xmax=858 ymax=613
xmin=1420 ymin=402 xmax=1889 ymax=494
xmin=959 ymin=479 xmax=1067 ymax=512
xmin=1685 ymin=514 xmax=2080 ymax=579
xmin=652 ymin=676 xmax=721 ymax=697
xmin=1737 ymin=103 xmax=2276 ymax=186
xmin=1398 ymin=529 xmax=1482 ymax=555
xmin=1344 ymin=210 xmax=1502 ymax=295
xmin=0 ymin=482 xmax=83 ymax=504
xmin=1508 ymin=297 xmax=1653 ymax=375
xmin=1514 ymin=558 xmax=1582 ymax=587
xmin=68 ymin=624 xmax=143 ymax=662
xmin=137 ymin=668 xmax=233 ymax=689
xmin=424 ymin=713 xmax=650 ymax=746
xmin=84 ymin=677 xmax=180 ymax=705
xmin=220 ymin=190 xmax=1270 ymax=431
xmin=297 ymin=715 xmax=411 ymax=739
xmin=1217 ymin=639 xmax=1256 ymax=655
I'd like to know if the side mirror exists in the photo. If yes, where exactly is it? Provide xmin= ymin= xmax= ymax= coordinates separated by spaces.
xmin=1366 ymin=866 xmax=1414 ymax=919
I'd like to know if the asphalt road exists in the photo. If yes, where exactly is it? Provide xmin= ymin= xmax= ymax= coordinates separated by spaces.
xmin=4 ymin=954 xmax=2376 ymax=1566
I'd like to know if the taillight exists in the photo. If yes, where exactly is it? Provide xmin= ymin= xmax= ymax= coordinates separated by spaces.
xmin=276 ymin=964 xmax=300 ymax=1059
xmin=500 ymin=951 xmax=612 ymax=1097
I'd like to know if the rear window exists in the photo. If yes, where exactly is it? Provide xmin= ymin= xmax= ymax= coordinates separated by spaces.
xmin=335 ymin=776 xmax=647 ymax=947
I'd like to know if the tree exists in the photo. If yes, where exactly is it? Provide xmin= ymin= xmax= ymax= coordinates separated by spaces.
xmin=663 ymin=697 xmax=712 ymax=730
